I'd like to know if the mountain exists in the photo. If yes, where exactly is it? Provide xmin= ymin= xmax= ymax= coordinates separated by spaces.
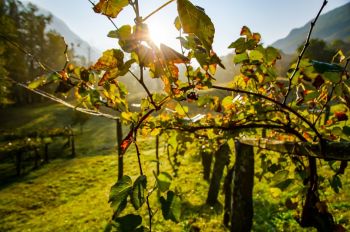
xmin=272 ymin=2 xmax=350 ymax=54
xmin=36 ymin=7 xmax=101 ymax=63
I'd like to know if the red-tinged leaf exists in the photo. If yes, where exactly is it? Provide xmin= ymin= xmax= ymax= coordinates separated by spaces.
xmin=303 ymin=132 xmax=312 ymax=141
xmin=326 ymin=119 xmax=334 ymax=126
xmin=252 ymin=33 xmax=261 ymax=43
xmin=240 ymin=26 xmax=252 ymax=37
xmin=59 ymin=70 xmax=69 ymax=81
xmin=120 ymin=131 xmax=133 ymax=154
xmin=335 ymin=112 xmax=348 ymax=121
xmin=93 ymin=0 xmax=129 ymax=18
xmin=92 ymin=49 xmax=124 ymax=71
xmin=98 ymin=70 xmax=111 ymax=86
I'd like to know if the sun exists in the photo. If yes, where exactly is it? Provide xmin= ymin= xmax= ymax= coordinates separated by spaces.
xmin=147 ymin=21 xmax=178 ymax=48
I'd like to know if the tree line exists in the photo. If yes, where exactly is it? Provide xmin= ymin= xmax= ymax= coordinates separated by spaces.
xmin=0 ymin=0 xmax=82 ymax=106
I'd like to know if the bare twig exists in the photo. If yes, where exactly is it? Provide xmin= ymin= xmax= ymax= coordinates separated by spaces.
xmin=9 ymin=78 xmax=118 ymax=119
xmin=143 ymin=0 xmax=175 ymax=22
xmin=283 ymin=0 xmax=328 ymax=104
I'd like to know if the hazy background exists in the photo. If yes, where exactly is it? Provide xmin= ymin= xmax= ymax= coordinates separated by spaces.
xmin=22 ymin=0 xmax=350 ymax=55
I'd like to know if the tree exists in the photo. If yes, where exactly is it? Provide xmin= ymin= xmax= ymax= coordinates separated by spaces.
xmin=0 ymin=0 xmax=79 ymax=105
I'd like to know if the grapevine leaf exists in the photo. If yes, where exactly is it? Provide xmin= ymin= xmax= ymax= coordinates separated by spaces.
xmin=175 ymin=104 xmax=188 ymax=116
xmin=177 ymin=0 xmax=215 ymax=51
xmin=113 ymin=214 xmax=142 ymax=231
xmin=120 ymin=131 xmax=133 ymax=154
xmin=322 ymin=72 xmax=341 ymax=83
xmin=233 ymin=52 xmax=249 ymax=64
xmin=274 ymin=179 xmax=293 ymax=190
xmin=93 ymin=0 xmax=129 ymax=18
xmin=249 ymin=50 xmax=263 ymax=63
xmin=257 ymin=46 xmax=281 ymax=65
xmin=28 ymin=75 xmax=47 ymax=89
xmin=109 ymin=175 xmax=132 ymax=216
xmin=343 ymin=126 xmax=350 ymax=136
xmin=329 ymin=175 xmax=342 ymax=193
xmin=240 ymin=26 xmax=252 ymax=37
xmin=311 ymin=60 xmax=343 ymax=73
xmin=108 ymin=25 xmax=131 ymax=40
xmin=160 ymin=43 xmax=189 ymax=63
xmin=156 ymin=172 xmax=172 ymax=192
xmin=228 ymin=37 xmax=246 ymax=54
xmin=174 ymin=16 xmax=181 ymax=30
xmin=222 ymin=96 xmax=234 ymax=110
xmin=160 ymin=190 xmax=182 ymax=222
xmin=108 ymin=176 xmax=132 ymax=216
xmin=131 ymin=175 xmax=147 ymax=210
xmin=271 ymin=170 xmax=289 ymax=185
xmin=92 ymin=49 xmax=124 ymax=71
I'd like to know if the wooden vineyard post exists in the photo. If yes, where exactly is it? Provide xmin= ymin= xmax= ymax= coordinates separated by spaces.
xmin=44 ymin=143 xmax=49 ymax=163
xmin=116 ymin=118 xmax=123 ymax=180
xmin=156 ymin=135 xmax=160 ymax=176
xmin=70 ymin=130 xmax=75 ymax=157
xmin=201 ymin=150 xmax=213 ymax=181
xmin=15 ymin=151 xmax=22 ymax=176
xmin=231 ymin=140 xmax=254 ymax=232
xmin=206 ymin=143 xmax=230 ymax=205
xmin=34 ymin=148 xmax=40 ymax=169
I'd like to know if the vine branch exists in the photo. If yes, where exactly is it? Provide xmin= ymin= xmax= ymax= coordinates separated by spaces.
xmin=212 ymin=85 xmax=323 ymax=143
xmin=283 ymin=0 xmax=328 ymax=104
xmin=142 ymin=0 xmax=175 ymax=22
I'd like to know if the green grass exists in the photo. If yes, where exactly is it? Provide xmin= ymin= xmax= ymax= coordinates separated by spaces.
xmin=0 ymin=103 xmax=349 ymax=231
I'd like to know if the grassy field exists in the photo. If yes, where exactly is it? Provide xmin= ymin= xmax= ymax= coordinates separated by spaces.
xmin=0 ymin=103 xmax=349 ymax=231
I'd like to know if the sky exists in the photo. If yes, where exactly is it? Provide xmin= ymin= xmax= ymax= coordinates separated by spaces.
xmin=22 ymin=0 xmax=350 ymax=56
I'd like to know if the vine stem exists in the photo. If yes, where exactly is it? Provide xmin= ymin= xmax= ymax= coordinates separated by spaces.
xmin=212 ymin=85 xmax=323 ymax=144
xmin=143 ymin=0 xmax=175 ymax=22
xmin=283 ymin=0 xmax=328 ymax=104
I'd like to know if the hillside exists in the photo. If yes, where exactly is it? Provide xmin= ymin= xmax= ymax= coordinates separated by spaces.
xmin=36 ymin=6 xmax=101 ymax=62
xmin=272 ymin=2 xmax=350 ymax=54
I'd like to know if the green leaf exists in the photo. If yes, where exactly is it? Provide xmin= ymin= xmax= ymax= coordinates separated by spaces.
xmin=258 ymin=46 xmax=281 ymax=65
xmin=28 ymin=75 xmax=48 ymax=89
xmin=109 ymin=175 xmax=132 ymax=216
xmin=271 ymin=170 xmax=289 ymax=185
xmin=343 ymin=126 xmax=350 ymax=136
xmin=108 ymin=25 xmax=132 ymax=40
xmin=322 ymin=72 xmax=341 ymax=83
xmin=175 ymin=104 xmax=188 ymax=116
xmin=131 ymin=175 xmax=147 ymax=210
xmin=329 ymin=175 xmax=342 ymax=193
xmin=93 ymin=0 xmax=129 ymax=18
xmin=274 ymin=178 xmax=293 ymax=190
xmin=174 ymin=16 xmax=181 ymax=31
xmin=304 ymin=91 xmax=320 ymax=102
xmin=160 ymin=191 xmax=181 ymax=222
xmin=157 ymin=172 xmax=172 ymax=192
xmin=177 ymin=0 xmax=215 ymax=51
xmin=249 ymin=50 xmax=263 ymax=62
xmin=311 ymin=60 xmax=343 ymax=73
xmin=228 ymin=37 xmax=246 ymax=54
xmin=332 ymin=127 xmax=343 ymax=136
xmin=233 ymin=52 xmax=249 ymax=64
xmin=221 ymin=96 xmax=233 ymax=110
xmin=113 ymin=214 xmax=142 ymax=231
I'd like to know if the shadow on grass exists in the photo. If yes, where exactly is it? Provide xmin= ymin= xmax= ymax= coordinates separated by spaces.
xmin=0 ymin=154 xmax=75 ymax=190
xmin=182 ymin=200 xmax=223 ymax=219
